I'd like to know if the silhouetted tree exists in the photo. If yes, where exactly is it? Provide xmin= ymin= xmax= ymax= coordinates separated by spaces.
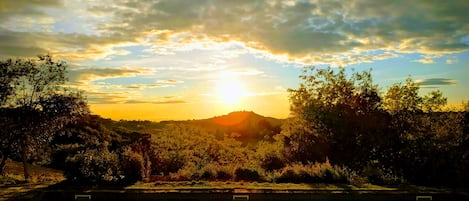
xmin=0 ymin=58 xmax=21 ymax=173
xmin=382 ymin=78 xmax=469 ymax=185
xmin=284 ymin=66 xmax=387 ymax=169
xmin=0 ymin=55 xmax=88 ymax=180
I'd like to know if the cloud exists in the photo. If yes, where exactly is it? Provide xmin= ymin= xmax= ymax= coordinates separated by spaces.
xmin=124 ymin=100 xmax=186 ymax=104
xmin=92 ymin=83 xmax=174 ymax=90
xmin=66 ymin=66 xmax=187 ymax=104
xmin=95 ymin=0 xmax=469 ymax=64
xmin=0 ymin=0 xmax=63 ymax=24
xmin=446 ymin=58 xmax=458 ymax=64
xmin=413 ymin=58 xmax=435 ymax=64
xmin=415 ymin=78 xmax=457 ymax=86
xmin=157 ymin=79 xmax=184 ymax=84
xmin=68 ymin=67 xmax=152 ymax=84
xmin=67 ymin=67 xmax=183 ymax=104
xmin=0 ymin=27 xmax=137 ymax=60
xmin=227 ymin=69 xmax=264 ymax=76
xmin=1 ymin=0 xmax=468 ymax=65
xmin=86 ymin=91 xmax=130 ymax=104
xmin=411 ymin=54 xmax=444 ymax=64
xmin=125 ymin=84 xmax=172 ymax=89
xmin=87 ymin=91 xmax=186 ymax=104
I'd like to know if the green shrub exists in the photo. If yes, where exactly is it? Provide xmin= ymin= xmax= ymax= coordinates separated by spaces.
xmin=150 ymin=151 xmax=185 ymax=175
xmin=216 ymin=168 xmax=233 ymax=180
xmin=276 ymin=169 xmax=298 ymax=183
xmin=361 ymin=163 xmax=402 ymax=185
xmin=346 ymin=170 xmax=368 ymax=186
xmin=64 ymin=148 xmax=120 ymax=183
xmin=122 ymin=148 xmax=145 ymax=182
xmin=261 ymin=154 xmax=286 ymax=171
xmin=170 ymin=163 xmax=235 ymax=181
xmin=169 ymin=163 xmax=197 ymax=181
xmin=256 ymin=141 xmax=286 ymax=171
xmin=235 ymin=168 xmax=263 ymax=181
xmin=275 ymin=161 xmax=348 ymax=184
xmin=200 ymin=168 xmax=216 ymax=180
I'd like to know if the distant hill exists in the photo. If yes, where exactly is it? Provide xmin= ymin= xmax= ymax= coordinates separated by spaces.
xmin=210 ymin=111 xmax=282 ymax=127
xmin=188 ymin=111 xmax=284 ymax=143
xmin=108 ymin=111 xmax=284 ymax=144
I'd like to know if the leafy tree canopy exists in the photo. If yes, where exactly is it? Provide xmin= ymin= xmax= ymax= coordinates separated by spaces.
xmin=0 ymin=55 xmax=89 ymax=180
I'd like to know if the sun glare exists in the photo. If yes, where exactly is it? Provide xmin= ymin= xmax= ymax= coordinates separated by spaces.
xmin=216 ymin=72 xmax=245 ymax=104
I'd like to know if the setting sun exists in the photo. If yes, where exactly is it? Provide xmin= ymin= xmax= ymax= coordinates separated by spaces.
xmin=216 ymin=72 xmax=245 ymax=104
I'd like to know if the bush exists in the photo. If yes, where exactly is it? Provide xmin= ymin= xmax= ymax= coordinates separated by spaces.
xmin=200 ymin=165 xmax=217 ymax=180
xmin=64 ymin=148 xmax=120 ymax=183
xmin=235 ymin=168 xmax=263 ymax=181
xmin=261 ymin=154 xmax=286 ymax=171
xmin=276 ymin=169 xmax=300 ymax=183
xmin=168 ymin=163 xmax=235 ymax=181
xmin=275 ymin=161 xmax=348 ymax=184
xmin=150 ymin=151 xmax=185 ymax=175
xmin=360 ymin=161 xmax=403 ymax=185
xmin=346 ymin=170 xmax=368 ymax=186
xmin=256 ymin=141 xmax=286 ymax=171
xmin=200 ymin=164 xmax=235 ymax=181
xmin=169 ymin=164 xmax=196 ymax=181
xmin=216 ymin=168 xmax=233 ymax=180
xmin=121 ymin=148 xmax=145 ymax=183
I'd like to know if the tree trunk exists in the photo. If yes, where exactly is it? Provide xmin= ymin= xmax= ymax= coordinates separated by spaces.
xmin=22 ymin=150 xmax=30 ymax=181
xmin=22 ymin=136 xmax=30 ymax=181
xmin=0 ymin=150 xmax=7 ymax=175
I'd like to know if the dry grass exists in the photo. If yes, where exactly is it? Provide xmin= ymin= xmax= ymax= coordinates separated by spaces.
xmin=1 ymin=159 xmax=64 ymax=186
xmin=127 ymin=181 xmax=397 ymax=191
xmin=0 ymin=160 xmax=65 ymax=201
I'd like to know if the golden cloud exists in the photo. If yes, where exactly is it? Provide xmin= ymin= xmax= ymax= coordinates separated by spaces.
xmin=68 ymin=67 xmax=152 ymax=84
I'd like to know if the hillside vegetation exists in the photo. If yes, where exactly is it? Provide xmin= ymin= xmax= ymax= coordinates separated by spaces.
xmin=1 ymin=58 xmax=468 ymax=188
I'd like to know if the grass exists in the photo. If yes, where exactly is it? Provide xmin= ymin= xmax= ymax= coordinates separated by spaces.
xmin=0 ymin=160 xmax=458 ymax=195
xmin=127 ymin=181 xmax=405 ymax=191
xmin=0 ymin=160 xmax=65 ymax=201
xmin=0 ymin=159 xmax=64 ymax=186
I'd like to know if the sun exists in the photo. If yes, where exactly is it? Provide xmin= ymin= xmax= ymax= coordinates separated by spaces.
xmin=216 ymin=72 xmax=245 ymax=104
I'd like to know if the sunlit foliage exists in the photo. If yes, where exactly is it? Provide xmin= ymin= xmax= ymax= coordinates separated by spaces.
xmin=151 ymin=124 xmax=251 ymax=177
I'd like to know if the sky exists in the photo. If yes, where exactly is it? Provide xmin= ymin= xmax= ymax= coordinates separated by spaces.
xmin=1 ymin=0 xmax=468 ymax=121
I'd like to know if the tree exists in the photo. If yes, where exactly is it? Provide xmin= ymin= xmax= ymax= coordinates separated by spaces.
xmin=0 ymin=55 xmax=89 ymax=180
xmin=0 ymin=59 xmax=23 ymax=173
xmin=286 ymin=67 xmax=468 ymax=186
xmin=0 ymin=59 xmax=17 ymax=105
xmin=383 ymin=77 xmax=422 ymax=114
xmin=381 ymin=77 xmax=469 ymax=186
xmin=285 ymin=66 xmax=388 ymax=168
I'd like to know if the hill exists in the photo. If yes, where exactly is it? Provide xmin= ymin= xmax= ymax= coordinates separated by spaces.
xmin=188 ymin=111 xmax=283 ymax=143
xmin=107 ymin=111 xmax=284 ymax=144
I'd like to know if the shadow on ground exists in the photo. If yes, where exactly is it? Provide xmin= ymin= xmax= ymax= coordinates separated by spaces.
xmin=2 ymin=179 xmax=133 ymax=201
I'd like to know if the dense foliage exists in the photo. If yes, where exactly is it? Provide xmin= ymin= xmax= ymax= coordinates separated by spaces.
xmin=2 ymin=60 xmax=468 ymax=187
xmin=0 ymin=55 xmax=89 ymax=180
xmin=285 ymin=67 xmax=468 ymax=187
xmin=50 ymin=69 xmax=467 ymax=186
